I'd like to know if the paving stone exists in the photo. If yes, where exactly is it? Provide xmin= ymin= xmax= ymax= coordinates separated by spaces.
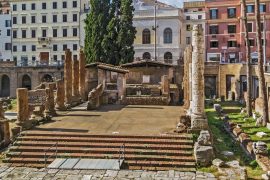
xmin=82 ymin=175 xmax=92 ymax=180
xmin=3 ymin=171 xmax=27 ymax=179
xmin=47 ymin=169 xmax=59 ymax=174
xmin=127 ymin=171 xmax=142 ymax=178
xmin=51 ymin=174 xmax=67 ymax=180
xmin=25 ymin=172 xmax=47 ymax=179
xmin=43 ymin=173 xmax=56 ymax=180
xmin=140 ymin=171 xmax=156 ymax=178
xmin=168 ymin=170 xmax=174 ymax=178
xmin=155 ymin=171 xmax=169 ymax=177
xmin=104 ymin=170 xmax=118 ymax=177
xmin=65 ymin=174 xmax=83 ymax=180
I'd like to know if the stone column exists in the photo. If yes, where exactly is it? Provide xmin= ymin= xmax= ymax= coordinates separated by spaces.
xmin=0 ymin=101 xmax=4 ymax=119
xmin=117 ymin=73 xmax=126 ymax=98
xmin=56 ymin=80 xmax=66 ymax=111
xmin=72 ymin=58 xmax=80 ymax=97
xmin=79 ymin=49 xmax=86 ymax=101
xmin=64 ymin=49 xmax=72 ymax=105
xmin=190 ymin=25 xmax=208 ymax=130
xmin=0 ymin=120 xmax=10 ymax=146
xmin=44 ymin=83 xmax=57 ymax=117
xmin=161 ymin=75 xmax=169 ymax=96
xmin=16 ymin=88 xmax=29 ymax=126
xmin=183 ymin=45 xmax=192 ymax=109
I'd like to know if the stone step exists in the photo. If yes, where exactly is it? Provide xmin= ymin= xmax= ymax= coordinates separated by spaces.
xmin=9 ymin=146 xmax=193 ymax=156
xmin=21 ymin=131 xmax=192 ymax=140
xmin=17 ymin=136 xmax=193 ymax=145
xmin=128 ymin=166 xmax=196 ymax=172
xmin=7 ymin=152 xmax=195 ymax=162
xmin=15 ymin=141 xmax=193 ymax=150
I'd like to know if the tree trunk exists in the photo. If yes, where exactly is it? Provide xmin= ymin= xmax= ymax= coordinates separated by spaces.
xmin=255 ymin=0 xmax=269 ymax=125
xmin=242 ymin=0 xmax=252 ymax=117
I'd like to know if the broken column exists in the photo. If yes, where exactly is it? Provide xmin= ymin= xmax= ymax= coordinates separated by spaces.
xmin=56 ymin=80 xmax=66 ymax=111
xmin=64 ymin=49 xmax=72 ymax=106
xmin=161 ymin=75 xmax=169 ymax=96
xmin=44 ymin=83 xmax=57 ymax=117
xmin=117 ymin=73 xmax=126 ymax=98
xmin=72 ymin=58 xmax=80 ymax=97
xmin=16 ymin=88 xmax=29 ymax=126
xmin=190 ymin=25 xmax=208 ymax=130
xmin=183 ymin=45 xmax=192 ymax=109
xmin=79 ymin=49 xmax=86 ymax=101
xmin=0 ymin=101 xmax=10 ymax=147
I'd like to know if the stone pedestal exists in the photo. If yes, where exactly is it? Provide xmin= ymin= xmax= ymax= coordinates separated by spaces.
xmin=117 ymin=74 xmax=126 ymax=98
xmin=79 ymin=49 xmax=86 ymax=101
xmin=16 ymin=88 xmax=29 ymax=127
xmin=64 ymin=49 xmax=72 ymax=106
xmin=44 ymin=83 xmax=57 ymax=117
xmin=0 ymin=120 xmax=10 ymax=146
xmin=56 ymin=80 xmax=66 ymax=111
xmin=72 ymin=58 xmax=80 ymax=97
xmin=190 ymin=25 xmax=208 ymax=130
xmin=161 ymin=75 xmax=169 ymax=96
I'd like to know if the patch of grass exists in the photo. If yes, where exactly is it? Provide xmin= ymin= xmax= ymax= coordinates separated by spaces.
xmin=9 ymin=99 xmax=17 ymax=112
xmin=204 ymin=103 xmax=264 ymax=179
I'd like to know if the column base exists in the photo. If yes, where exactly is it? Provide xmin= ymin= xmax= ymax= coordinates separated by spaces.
xmin=191 ymin=113 xmax=208 ymax=130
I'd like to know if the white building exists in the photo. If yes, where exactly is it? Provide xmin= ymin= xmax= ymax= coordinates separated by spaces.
xmin=9 ymin=0 xmax=89 ymax=66
xmin=133 ymin=0 xmax=184 ymax=65
xmin=0 ymin=13 xmax=12 ymax=61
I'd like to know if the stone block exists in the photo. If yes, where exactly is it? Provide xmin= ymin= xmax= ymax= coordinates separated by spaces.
xmin=238 ymin=133 xmax=251 ymax=145
xmin=233 ymin=127 xmax=242 ymax=137
xmin=194 ymin=142 xmax=214 ymax=166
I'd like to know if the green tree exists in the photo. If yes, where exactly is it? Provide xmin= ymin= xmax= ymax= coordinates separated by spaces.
xmin=84 ymin=0 xmax=110 ymax=63
xmin=118 ymin=0 xmax=136 ymax=64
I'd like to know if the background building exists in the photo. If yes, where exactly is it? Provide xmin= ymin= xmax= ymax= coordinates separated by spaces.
xmin=9 ymin=0 xmax=89 ymax=66
xmin=133 ymin=0 xmax=184 ymax=65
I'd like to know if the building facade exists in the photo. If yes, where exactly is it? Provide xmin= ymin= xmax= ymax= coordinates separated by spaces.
xmin=0 ymin=12 xmax=12 ymax=62
xmin=9 ymin=0 xmax=89 ymax=66
xmin=133 ymin=0 xmax=184 ymax=65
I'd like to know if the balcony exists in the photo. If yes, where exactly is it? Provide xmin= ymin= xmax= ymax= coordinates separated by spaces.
xmin=38 ymin=37 xmax=52 ymax=44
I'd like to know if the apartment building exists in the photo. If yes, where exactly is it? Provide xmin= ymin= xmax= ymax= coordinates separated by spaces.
xmin=133 ymin=0 xmax=184 ymax=64
xmin=0 ymin=9 xmax=12 ymax=62
xmin=9 ymin=0 xmax=89 ymax=66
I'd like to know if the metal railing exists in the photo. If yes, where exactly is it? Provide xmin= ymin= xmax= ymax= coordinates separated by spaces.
xmin=118 ymin=143 xmax=125 ymax=169
xmin=44 ymin=142 xmax=58 ymax=168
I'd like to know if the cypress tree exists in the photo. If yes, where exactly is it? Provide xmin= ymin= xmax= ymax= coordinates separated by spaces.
xmin=118 ymin=0 xmax=136 ymax=64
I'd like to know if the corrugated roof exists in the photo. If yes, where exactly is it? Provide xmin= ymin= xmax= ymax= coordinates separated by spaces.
xmin=184 ymin=1 xmax=205 ymax=8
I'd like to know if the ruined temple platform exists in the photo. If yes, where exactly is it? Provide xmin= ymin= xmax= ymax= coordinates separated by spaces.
xmin=35 ymin=105 xmax=184 ymax=135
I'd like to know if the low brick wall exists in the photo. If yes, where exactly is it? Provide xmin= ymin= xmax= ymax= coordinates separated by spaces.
xmin=122 ymin=96 xmax=169 ymax=105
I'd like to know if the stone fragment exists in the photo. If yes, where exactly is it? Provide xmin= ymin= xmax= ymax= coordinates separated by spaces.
xmin=174 ymin=122 xmax=187 ymax=133
xmin=238 ymin=133 xmax=251 ymax=145
xmin=253 ymin=141 xmax=268 ymax=155
xmin=214 ymin=104 xmax=222 ymax=114
xmin=256 ymin=132 xmax=268 ymax=138
xmin=256 ymin=116 xmax=263 ymax=126
xmin=197 ymin=130 xmax=212 ymax=146
xmin=194 ymin=142 xmax=214 ymax=166
xmin=262 ymin=174 xmax=270 ymax=180
xmin=226 ymin=160 xmax=239 ymax=168
xmin=222 ymin=151 xmax=234 ymax=157
xmin=267 ymin=123 xmax=270 ymax=130
xmin=212 ymin=158 xmax=225 ymax=167
xmin=180 ymin=115 xmax=191 ymax=127
xmin=233 ymin=127 xmax=242 ymax=137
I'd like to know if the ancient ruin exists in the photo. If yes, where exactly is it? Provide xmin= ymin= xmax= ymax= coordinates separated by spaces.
xmin=64 ymin=49 xmax=72 ymax=106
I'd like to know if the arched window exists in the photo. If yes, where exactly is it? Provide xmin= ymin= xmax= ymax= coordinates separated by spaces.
xmin=164 ymin=52 xmax=173 ymax=60
xmin=42 ymin=74 xmax=53 ymax=82
xmin=143 ymin=52 xmax=151 ymax=60
xmin=142 ymin=29 xmax=151 ymax=44
xmin=22 ymin=74 xmax=32 ymax=90
xmin=1 ymin=75 xmax=10 ymax=97
xmin=164 ymin=28 xmax=172 ymax=44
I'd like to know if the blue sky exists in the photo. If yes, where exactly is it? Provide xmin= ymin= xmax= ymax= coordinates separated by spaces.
xmin=159 ymin=0 xmax=183 ymax=7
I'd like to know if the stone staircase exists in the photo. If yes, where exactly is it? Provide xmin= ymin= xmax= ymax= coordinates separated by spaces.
xmin=4 ymin=131 xmax=196 ymax=171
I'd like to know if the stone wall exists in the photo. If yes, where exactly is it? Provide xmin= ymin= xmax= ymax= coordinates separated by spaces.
xmin=122 ymin=97 xmax=170 ymax=105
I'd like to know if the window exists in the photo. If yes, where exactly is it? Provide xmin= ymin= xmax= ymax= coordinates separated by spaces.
xmin=13 ymin=30 xmax=17 ymax=38
xmin=73 ymin=14 xmax=77 ymax=22
xmin=53 ymin=55 xmax=57 ymax=61
xmin=63 ymin=29 xmax=67 ymax=37
xmin=73 ymin=44 xmax=78 ymax=51
xmin=247 ymin=5 xmax=254 ymax=13
xmin=186 ymin=16 xmax=190 ymax=20
xmin=209 ymin=25 xmax=219 ymax=34
xmin=198 ymin=15 xmax=202 ymax=19
xmin=63 ymin=44 xmax=67 ymax=51
xmin=22 ymin=16 xmax=26 ymax=24
xmin=13 ymin=5 xmax=17 ymax=11
xmin=164 ymin=28 xmax=172 ymax=44
xmin=42 ymin=29 xmax=47 ymax=37
xmin=13 ymin=56 xmax=17 ymax=62
xmin=187 ymin=24 xmax=192 ymax=31
xmin=53 ymin=29 xmax=58 ymax=37
xmin=22 ymin=4 xmax=26 ymax=10
xmin=228 ymin=40 xmax=237 ymax=48
xmin=247 ymin=23 xmax=253 ymax=32
xmin=261 ymin=22 xmax=265 ymax=31
xmin=143 ymin=52 xmax=151 ymax=60
xmin=63 ymin=1 xmax=67 ymax=8
xmin=32 ymin=56 xmax=36 ymax=61
xmin=228 ymin=25 xmax=236 ymax=33
xmin=31 ymin=16 xmax=36 ymax=23
xmin=7 ymin=29 xmax=11 ymax=36
xmin=42 ymin=2 xmax=46 ymax=9
xmin=22 ymin=45 xmax=27 ymax=52
xmin=210 ymin=9 xmax=218 ymax=19
xmin=5 ymin=43 xmax=11 ymax=50
xmin=42 ymin=15 xmax=46 ymax=23
xmin=53 ymin=2 xmax=57 ymax=9
xmin=73 ymin=1 xmax=77 ymax=8
xmin=227 ymin=8 xmax=236 ymax=18
xmin=31 ymin=29 xmax=36 ymax=38
xmin=13 ymin=46 xmax=17 ymax=52
xmin=63 ymin=14 xmax=67 ymax=22
xmin=186 ymin=37 xmax=191 ymax=45
xmin=73 ymin=28 xmax=77 ymax=36
xmin=164 ymin=52 xmax=172 ymax=60
xmin=249 ymin=39 xmax=255 ymax=46
xmin=31 ymin=3 xmax=35 ymax=10
xmin=53 ymin=44 xmax=58 ymax=51
xmin=13 ymin=17 xmax=17 ymax=24
xmin=260 ymin=4 xmax=266 ymax=12
xmin=142 ymin=29 xmax=151 ymax=44
xmin=61 ymin=55 xmax=65 ymax=60
xmin=22 ymin=30 xmax=26 ymax=38
xmin=5 ymin=20 xmax=11 ymax=27
xmin=210 ymin=41 xmax=219 ymax=48
xmin=32 ymin=45 xmax=36 ymax=51
xmin=53 ymin=15 xmax=57 ymax=23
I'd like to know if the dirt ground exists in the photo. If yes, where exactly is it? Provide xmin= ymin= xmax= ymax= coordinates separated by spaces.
xmin=36 ymin=105 xmax=184 ymax=135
